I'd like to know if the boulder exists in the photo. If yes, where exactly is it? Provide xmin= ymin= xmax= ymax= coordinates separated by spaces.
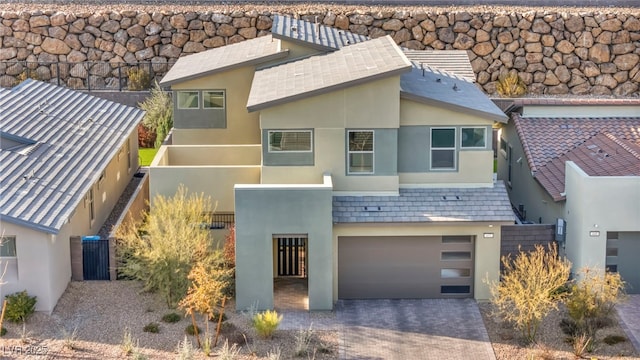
xmin=41 ymin=37 xmax=71 ymax=55
xmin=613 ymin=53 xmax=639 ymax=71
xmin=588 ymin=43 xmax=610 ymax=63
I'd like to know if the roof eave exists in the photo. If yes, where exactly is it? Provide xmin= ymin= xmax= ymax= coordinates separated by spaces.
xmin=0 ymin=214 xmax=60 ymax=235
xmin=160 ymin=50 xmax=290 ymax=87
xmin=248 ymin=65 xmax=412 ymax=113
xmin=400 ymin=91 xmax=508 ymax=123
xmin=271 ymin=33 xmax=337 ymax=53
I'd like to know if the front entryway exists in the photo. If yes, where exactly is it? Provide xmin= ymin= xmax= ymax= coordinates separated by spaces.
xmin=273 ymin=235 xmax=308 ymax=311
xmin=607 ymin=231 xmax=640 ymax=294
xmin=338 ymin=235 xmax=474 ymax=299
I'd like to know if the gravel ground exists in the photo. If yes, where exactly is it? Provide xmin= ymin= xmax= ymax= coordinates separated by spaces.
xmin=0 ymin=281 xmax=338 ymax=359
xmin=97 ymin=170 xmax=145 ymax=239
xmin=479 ymin=302 xmax=640 ymax=360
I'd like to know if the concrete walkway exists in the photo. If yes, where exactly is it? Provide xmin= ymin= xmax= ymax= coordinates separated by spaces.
xmin=617 ymin=295 xmax=640 ymax=353
xmin=336 ymin=299 xmax=495 ymax=360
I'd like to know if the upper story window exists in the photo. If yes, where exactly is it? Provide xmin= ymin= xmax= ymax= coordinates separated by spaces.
xmin=461 ymin=127 xmax=486 ymax=148
xmin=348 ymin=130 xmax=374 ymax=174
xmin=0 ymin=236 xmax=16 ymax=257
xmin=203 ymin=91 xmax=225 ymax=109
xmin=431 ymin=128 xmax=456 ymax=170
xmin=268 ymin=130 xmax=312 ymax=152
xmin=177 ymin=91 xmax=199 ymax=109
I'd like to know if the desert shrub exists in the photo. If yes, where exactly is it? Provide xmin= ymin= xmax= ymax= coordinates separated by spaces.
xmin=566 ymin=268 xmax=625 ymax=338
xmin=176 ymin=336 xmax=195 ymax=360
xmin=294 ymin=325 xmax=314 ymax=356
xmin=253 ymin=310 xmax=282 ymax=339
xmin=121 ymin=327 xmax=134 ymax=356
xmin=209 ymin=310 xmax=227 ymax=322
xmin=143 ymin=322 xmax=159 ymax=333
xmin=603 ymin=334 xmax=627 ymax=345
xmin=61 ymin=326 xmax=79 ymax=350
xmin=572 ymin=333 xmax=593 ymax=357
xmin=496 ymin=72 xmax=526 ymax=98
xmin=185 ymin=324 xmax=201 ymax=336
xmin=138 ymin=81 xmax=172 ymax=148
xmin=128 ymin=67 xmax=151 ymax=91
xmin=266 ymin=346 xmax=282 ymax=360
xmin=162 ymin=312 xmax=181 ymax=323
xmin=487 ymin=244 xmax=571 ymax=343
xmin=4 ymin=291 xmax=37 ymax=323
xmin=0 ymin=327 xmax=6 ymax=336
xmin=214 ymin=339 xmax=240 ymax=360
xmin=137 ymin=124 xmax=156 ymax=148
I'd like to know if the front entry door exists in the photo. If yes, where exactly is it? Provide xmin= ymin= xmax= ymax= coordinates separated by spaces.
xmin=275 ymin=236 xmax=307 ymax=277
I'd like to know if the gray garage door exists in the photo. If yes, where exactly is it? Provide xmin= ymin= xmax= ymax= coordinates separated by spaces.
xmin=606 ymin=232 xmax=640 ymax=294
xmin=338 ymin=235 xmax=474 ymax=299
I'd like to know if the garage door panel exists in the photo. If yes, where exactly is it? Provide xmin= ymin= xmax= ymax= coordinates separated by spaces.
xmin=338 ymin=236 xmax=473 ymax=299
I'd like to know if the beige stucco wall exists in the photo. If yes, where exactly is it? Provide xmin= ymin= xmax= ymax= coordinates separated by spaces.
xmin=278 ymin=39 xmax=323 ymax=59
xmin=259 ymin=77 xmax=400 ymax=191
xmin=149 ymin=166 xmax=261 ymax=212
xmin=400 ymin=150 xmax=494 ymax=186
xmin=522 ymin=105 xmax=640 ymax=119
xmin=162 ymin=145 xmax=262 ymax=166
xmin=332 ymin=222 xmax=509 ymax=301
xmin=171 ymin=66 xmax=261 ymax=145
xmin=564 ymin=162 xmax=640 ymax=272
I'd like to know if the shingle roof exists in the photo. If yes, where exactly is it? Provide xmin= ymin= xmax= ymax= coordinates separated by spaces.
xmin=271 ymin=14 xmax=368 ymax=51
xmin=535 ymin=132 xmax=640 ymax=201
xmin=0 ymin=80 xmax=144 ymax=234
xmin=512 ymin=114 xmax=640 ymax=173
xmin=160 ymin=35 xmax=289 ymax=86
xmin=400 ymin=63 xmax=508 ymax=123
xmin=247 ymin=36 xmax=412 ymax=112
xmin=333 ymin=182 xmax=515 ymax=223
xmin=403 ymin=50 xmax=476 ymax=82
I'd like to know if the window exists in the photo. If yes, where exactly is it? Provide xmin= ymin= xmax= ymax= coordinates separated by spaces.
xmin=507 ymin=144 xmax=513 ymax=186
xmin=126 ymin=140 xmax=131 ymax=172
xmin=441 ymin=251 xmax=471 ymax=260
xmin=268 ymin=131 xmax=312 ymax=152
xmin=89 ymin=188 xmax=95 ymax=223
xmin=203 ymin=91 xmax=225 ymax=109
xmin=499 ymin=137 xmax=508 ymax=157
xmin=98 ymin=171 xmax=106 ymax=187
xmin=177 ymin=91 xmax=199 ymax=109
xmin=431 ymin=128 xmax=455 ymax=170
xmin=441 ymin=285 xmax=471 ymax=294
xmin=441 ymin=268 xmax=471 ymax=278
xmin=461 ymin=127 xmax=486 ymax=148
xmin=348 ymin=130 xmax=374 ymax=174
xmin=0 ymin=236 xmax=16 ymax=257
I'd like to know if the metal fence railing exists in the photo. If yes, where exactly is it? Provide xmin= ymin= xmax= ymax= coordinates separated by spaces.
xmin=0 ymin=60 xmax=172 ymax=91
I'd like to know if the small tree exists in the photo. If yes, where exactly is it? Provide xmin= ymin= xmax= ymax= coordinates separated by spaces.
xmin=178 ymin=258 xmax=231 ymax=347
xmin=116 ymin=185 xmax=215 ymax=307
xmin=139 ymin=81 xmax=173 ymax=148
xmin=488 ymin=244 xmax=571 ymax=343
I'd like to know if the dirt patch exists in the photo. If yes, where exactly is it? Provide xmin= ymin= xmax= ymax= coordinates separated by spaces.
xmin=479 ymin=302 xmax=639 ymax=360
xmin=0 ymin=281 xmax=337 ymax=359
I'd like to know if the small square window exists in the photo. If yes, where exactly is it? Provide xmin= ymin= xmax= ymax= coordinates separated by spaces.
xmin=177 ymin=91 xmax=199 ymax=109
xmin=461 ymin=127 xmax=486 ymax=148
xmin=348 ymin=130 xmax=374 ymax=174
xmin=203 ymin=91 xmax=225 ymax=109
xmin=0 ymin=236 xmax=16 ymax=257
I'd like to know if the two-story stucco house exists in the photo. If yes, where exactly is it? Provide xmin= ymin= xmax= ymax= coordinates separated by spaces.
xmin=0 ymin=79 xmax=144 ymax=312
xmin=497 ymin=99 xmax=640 ymax=293
xmin=153 ymin=15 xmax=514 ymax=310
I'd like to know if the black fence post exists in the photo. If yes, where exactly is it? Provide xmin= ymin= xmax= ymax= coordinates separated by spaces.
xmin=56 ymin=62 xmax=60 ymax=86
xmin=118 ymin=63 xmax=122 ymax=91
xmin=86 ymin=61 xmax=91 ymax=91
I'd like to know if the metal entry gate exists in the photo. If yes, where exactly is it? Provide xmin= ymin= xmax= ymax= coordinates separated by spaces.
xmin=83 ymin=239 xmax=110 ymax=280
xmin=276 ymin=236 xmax=307 ymax=277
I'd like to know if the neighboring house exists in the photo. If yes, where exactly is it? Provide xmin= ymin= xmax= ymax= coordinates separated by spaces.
xmin=0 ymin=80 xmax=144 ymax=312
xmin=153 ymin=15 xmax=514 ymax=310
xmin=497 ymin=99 xmax=640 ymax=293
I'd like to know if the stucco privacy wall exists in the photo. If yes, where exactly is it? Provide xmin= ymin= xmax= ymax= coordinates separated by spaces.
xmin=0 ymin=8 xmax=639 ymax=96
xmin=234 ymin=176 xmax=333 ymax=311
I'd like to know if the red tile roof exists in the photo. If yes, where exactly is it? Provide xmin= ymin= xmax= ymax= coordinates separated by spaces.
xmin=514 ymin=98 xmax=640 ymax=106
xmin=512 ymin=114 xmax=640 ymax=201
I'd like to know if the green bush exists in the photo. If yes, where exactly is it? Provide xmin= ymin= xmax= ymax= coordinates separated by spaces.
xmin=0 ymin=327 xmax=6 ymax=336
xmin=128 ymin=67 xmax=151 ymax=91
xmin=143 ymin=322 xmax=159 ymax=333
xmin=184 ymin=324 xmax=201 ymax=336
xmin=162 ymin=312 xmax=181 ymax=323
xmin=252 ymin=310 xmax=282 ymax=339
xmin=4 ymin=291 xmax=37 ymax=323
xmin=209 ymin=310 xmax=227 ymax=322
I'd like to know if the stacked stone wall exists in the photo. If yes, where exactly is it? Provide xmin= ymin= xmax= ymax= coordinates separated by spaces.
xmin=0 ymin=8 xmax=638 ymax=95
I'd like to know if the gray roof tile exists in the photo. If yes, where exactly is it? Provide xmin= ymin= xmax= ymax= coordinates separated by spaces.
xmin=160 ymin=35 xmax=289 ymax=86
xmin=0 ymin=80 xmax=144 ymax=234
xmin=400 ymin=63 xmax=508 ymax=123
xmin=333 ymin=182 xmax=515 ymax=223
xmin=247 ymin=36 xmax=412 ymax=112
xmin=403 ymin=50 xmax=476 ymax=82
xmin=271 ymin=14 xmax=368 ymax=51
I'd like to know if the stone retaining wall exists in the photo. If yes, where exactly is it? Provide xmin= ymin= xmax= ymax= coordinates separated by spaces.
xmin=1 ymin=8 xmax=639 ymax=95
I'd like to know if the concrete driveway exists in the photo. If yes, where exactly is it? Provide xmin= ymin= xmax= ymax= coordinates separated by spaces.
xmin=336 ymin=299 xmax=496 ymax=360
